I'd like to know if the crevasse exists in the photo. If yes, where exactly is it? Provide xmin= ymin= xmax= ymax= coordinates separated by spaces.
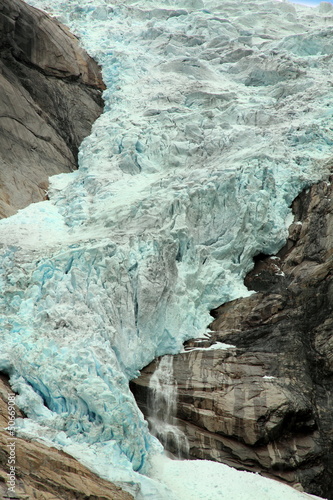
xmin=0 ymin=0 xmax=332 ymax=497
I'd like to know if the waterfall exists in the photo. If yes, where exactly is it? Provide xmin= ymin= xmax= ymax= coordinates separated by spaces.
xmin=3 ymin=0 xmax=331 ymax=498
xmin=148 ymin=355 xmax=189 ymax=459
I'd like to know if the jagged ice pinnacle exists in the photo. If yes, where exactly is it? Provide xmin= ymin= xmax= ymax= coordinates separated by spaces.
xmin=1 ymin=0 xmax=333 ymax=497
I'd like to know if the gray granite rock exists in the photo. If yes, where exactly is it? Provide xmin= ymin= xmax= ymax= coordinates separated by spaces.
xmin=0 ymin=0 xmax=105 ymax=217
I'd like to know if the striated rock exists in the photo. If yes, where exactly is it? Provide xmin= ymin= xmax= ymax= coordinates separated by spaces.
xmin=0 ymin=0 xmax=105 ymax=218
xmin=0 ymin=374 xmax=133 ymax=500
xmin=131 ymin=175 xmax=333 ymax=499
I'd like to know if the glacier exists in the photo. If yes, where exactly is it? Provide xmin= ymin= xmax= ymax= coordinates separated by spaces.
xmin=1 ymin=0 xmax=333 ymax=498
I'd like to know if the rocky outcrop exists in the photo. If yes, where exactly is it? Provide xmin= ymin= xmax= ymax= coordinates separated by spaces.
xmin=0 ymin=0 xmax=105 ymax=218
xmin=0 ymin=374 xmax=133 ymax=500
xmin=131 ymin=175 xmax=333 ymax=499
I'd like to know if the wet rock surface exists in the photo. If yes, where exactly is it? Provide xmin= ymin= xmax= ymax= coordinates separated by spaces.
xmin=131 ymin=176 xmax=333 ymax=499
xmin=0 ymin=0 xmax=104 ymax=218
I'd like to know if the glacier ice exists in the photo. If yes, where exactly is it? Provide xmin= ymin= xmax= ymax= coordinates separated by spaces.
xmin=1 ymin=0 xmax=333 ymax=498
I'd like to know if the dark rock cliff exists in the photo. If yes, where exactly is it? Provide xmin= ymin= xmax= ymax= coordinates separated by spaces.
xmin=131 ymin=174 xmax=333 ymax=499
xmin=0 ymin=0 xmax=105 ymax=218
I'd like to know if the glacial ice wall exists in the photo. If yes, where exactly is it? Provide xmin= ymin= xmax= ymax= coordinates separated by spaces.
xmin=1 ymin=0 xmax=333 ymax=496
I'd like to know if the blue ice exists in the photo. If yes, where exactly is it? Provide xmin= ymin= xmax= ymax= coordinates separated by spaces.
xmin=0 ymin=0 xmax=331 ymax=498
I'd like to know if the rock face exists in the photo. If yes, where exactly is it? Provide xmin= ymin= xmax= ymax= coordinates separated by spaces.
xmin=131 ymin=175 xmax=333 ymax=499
xmin=0 ymin=374 xmax=133 ymax=500
xmin=0 ymin=0 xmax=105 ymax=218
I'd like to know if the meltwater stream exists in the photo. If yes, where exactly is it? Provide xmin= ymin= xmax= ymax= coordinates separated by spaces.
xmin=148 ymin=356 xmax=189 ymax=459
xmin=1 ymin=0 xmax=333 ymax=498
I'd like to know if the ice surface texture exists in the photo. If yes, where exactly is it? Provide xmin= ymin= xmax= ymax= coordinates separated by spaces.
xmin=1 ymin=0 xmax=333 ymax=497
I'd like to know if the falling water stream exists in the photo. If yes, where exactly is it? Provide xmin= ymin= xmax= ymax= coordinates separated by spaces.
xmin=148 ymin=356 xmax=189 ymax=459
xmin=3 ymin=0 xmax=331 ymax=498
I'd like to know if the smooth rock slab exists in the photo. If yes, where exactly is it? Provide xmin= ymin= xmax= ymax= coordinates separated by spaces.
xmin=0 ymin=0 xmax=104 ymax=217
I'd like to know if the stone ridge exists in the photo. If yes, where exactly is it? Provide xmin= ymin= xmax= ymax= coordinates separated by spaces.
xmin=0 ymin=375 xmax=134 ymax=500
xmin=0 ymin=0 xmax=105 ymax=218
xmin=131 ymin=174 xmax=333 ymax=499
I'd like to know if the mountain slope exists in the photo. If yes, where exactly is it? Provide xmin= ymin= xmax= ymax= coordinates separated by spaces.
xmin=0 ymin=0 xmax=104 ymax=217
xmin=1 ymin=0 xmax=333 ymax=498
